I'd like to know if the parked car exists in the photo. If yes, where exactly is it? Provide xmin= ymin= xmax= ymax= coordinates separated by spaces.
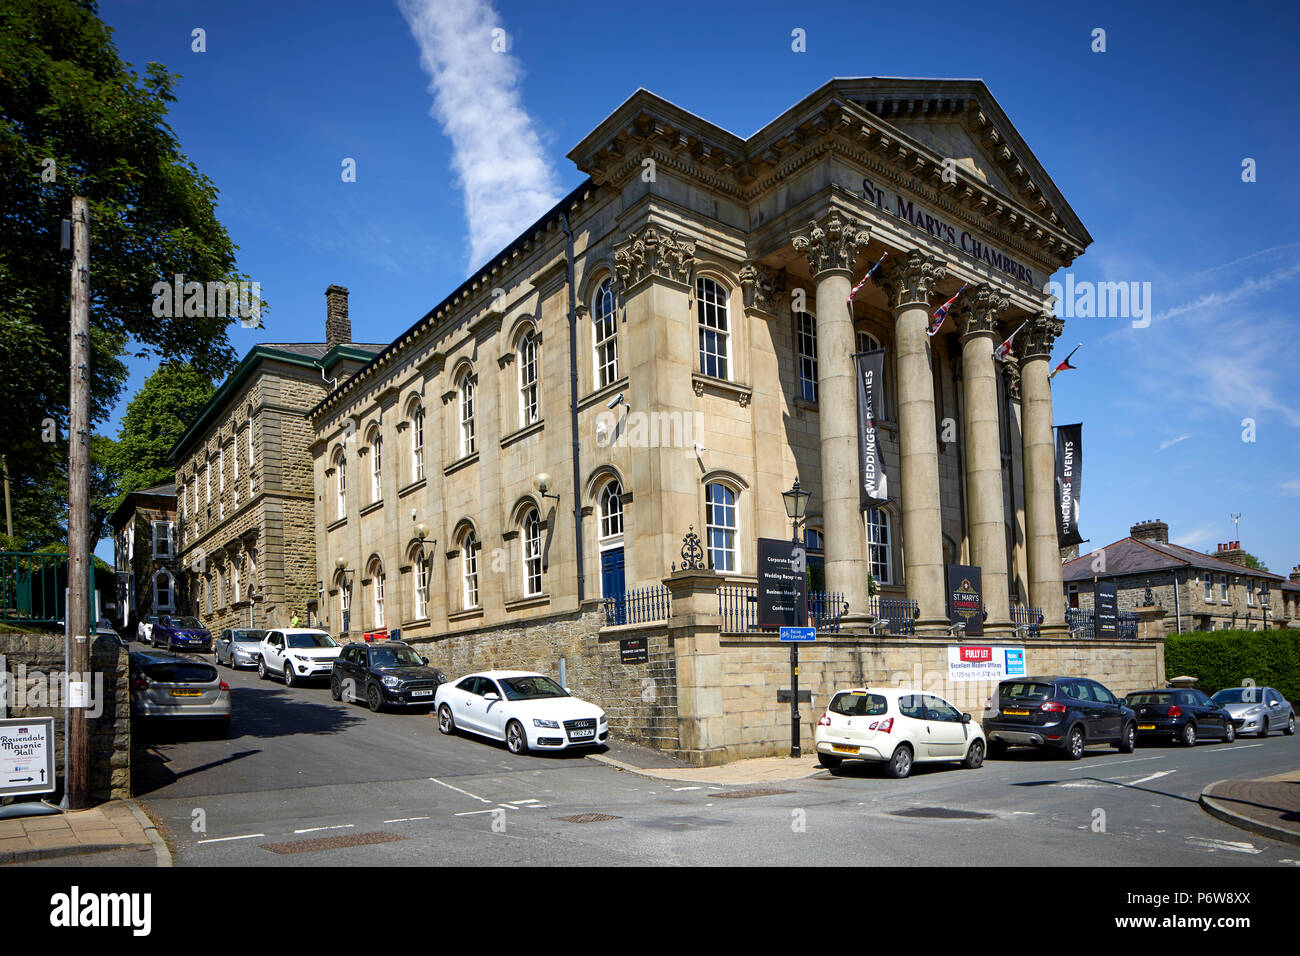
xmin=814 ymin=687 xmax=986 ymax=778
xmin=1211 ymin=686 xmax=1296 ymax=737
xmin=257 ymin=628 xmax=342 ymax=686
xmin=214 ymin=628 xmax=267 ymax=668
xmin=1124 ymin=687 xmax=1236 ymax=745
xmin=331 ymin=641 xmax=447 ymax=711
xmin=983 ymin=676 xmax=1137 ymax=760
xmin=129 ymin=649 xmax=230 ymax=735
xmin=145 ymin=615 xmax=212 ymax=653
xmin=137 ymin=615 xmax=160 ymax=644
xmin=434 ymin=671 xmax=607 ymax=755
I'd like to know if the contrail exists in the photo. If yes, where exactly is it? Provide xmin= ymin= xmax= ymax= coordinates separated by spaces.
xmin=397 ymin=0 xmax=562 ymax=272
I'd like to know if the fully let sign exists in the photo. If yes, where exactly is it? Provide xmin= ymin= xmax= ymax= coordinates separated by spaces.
xmin=946 ymin=646 xmax=1027 ymax=682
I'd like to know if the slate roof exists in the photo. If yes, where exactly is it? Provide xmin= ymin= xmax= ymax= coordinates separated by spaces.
xmin=1063 ymin=536 xmax=1290 ymax=587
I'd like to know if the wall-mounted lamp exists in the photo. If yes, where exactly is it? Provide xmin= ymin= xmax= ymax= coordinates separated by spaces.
xmin=334 ymin=555 xmax=355 ymax=589
xmin=534 ymin=472 xmax=561 ymax=504
xmin=414 ymin=522 xmax=436 ymax=562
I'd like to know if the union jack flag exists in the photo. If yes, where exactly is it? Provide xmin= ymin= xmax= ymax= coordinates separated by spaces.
xmin=927 ymin=283 xmax=967 ymax=337
xmin=847 ymin=253 xmax=887 ymax=303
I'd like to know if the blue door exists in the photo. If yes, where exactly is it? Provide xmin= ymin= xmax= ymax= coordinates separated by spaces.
xmin=601 ymin=548 xmax=626 ymax=625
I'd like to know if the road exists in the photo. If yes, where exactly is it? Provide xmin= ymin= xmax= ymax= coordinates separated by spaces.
xmin=134 ymin=661 xmax=1300 ymax=866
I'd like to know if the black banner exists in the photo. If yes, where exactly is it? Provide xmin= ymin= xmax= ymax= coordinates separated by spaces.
xmin=757 ymin=537 xmax=808 ymax=628
xmin=619 ymin=637 xmax=647 ymax=664
xmin=1055 ymin=422 xmax=1083 ymax=547
xmin=946 ymin=564 xmax=984 ymax=636
xmin=855 ymin=349 xmax=890 ymax=511
xmin=1095 ymin=581 xmax=1118 ymax=638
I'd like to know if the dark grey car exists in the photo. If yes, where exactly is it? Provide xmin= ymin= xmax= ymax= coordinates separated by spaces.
xmin=983 ymin=675 xmax=1138 ymax=759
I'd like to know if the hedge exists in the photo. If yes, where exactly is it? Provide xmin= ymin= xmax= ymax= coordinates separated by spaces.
xmin=1164 ymin=629 xmax=1300 ymax=703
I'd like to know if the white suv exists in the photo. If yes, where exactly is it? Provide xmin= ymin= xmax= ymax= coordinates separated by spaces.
xmin=814 ymin=686 xmax=987 ymax=778
xmin=258 ymin=629 xmax=342 ymax=687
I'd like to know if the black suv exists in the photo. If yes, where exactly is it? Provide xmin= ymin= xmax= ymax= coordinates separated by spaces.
xmin=331 ymin=641 xmax=447 ymax=712
xmin=983 ymin=675 xmax=1137 ymax=759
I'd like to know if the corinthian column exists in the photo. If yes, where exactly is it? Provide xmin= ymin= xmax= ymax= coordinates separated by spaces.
xmin=1019 ymin=311 xmax=1067 ymax=632
xmin=791 ymin=211 xmax=870 ymax=620
xmin=957 ymin=286 xmax=1012 ymax=631
xmin=880 ymin=250 xmax=948 ymax=627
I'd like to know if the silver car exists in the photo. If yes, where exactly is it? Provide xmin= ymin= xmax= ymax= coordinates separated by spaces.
xmin=1211 ymin=686 xmax=1295 ymax=737
xmin=130 ymin=650 xmax=231 ymax=736
xmin=215 ymin=628 xmax=267 ymax=668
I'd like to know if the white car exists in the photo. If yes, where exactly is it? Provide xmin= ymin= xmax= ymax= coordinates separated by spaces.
xmin=814 ymin=686 xmax=986 ymax=778
xmin=137 ymin=615 xmax=160 ymax=645
xmin=257 ymin=628 xmax=342 ymax=687
xmin=434 ymin=671 xmax=608 ymax=755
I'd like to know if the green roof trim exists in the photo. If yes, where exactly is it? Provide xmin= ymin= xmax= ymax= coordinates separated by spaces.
xmin=321 ymin=344 xmax=377 ymax=376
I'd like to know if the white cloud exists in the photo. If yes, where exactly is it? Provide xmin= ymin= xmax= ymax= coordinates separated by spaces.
xmin=1154 ymin=259 xmax=1300 ymax=324
xmin=1157 ymin=434 xmax=1191 ymax=452
xmin=398 ymin=0 xmax=562 ymax=272
xmin=1172 ymin=521 xmax=1221 ymax=549
xmin=1281 ymin=478 xmax=1300 ymax=497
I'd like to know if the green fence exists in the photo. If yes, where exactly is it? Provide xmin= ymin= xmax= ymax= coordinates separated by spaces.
xmin=0 ymin=552 xmax=102 ymax=628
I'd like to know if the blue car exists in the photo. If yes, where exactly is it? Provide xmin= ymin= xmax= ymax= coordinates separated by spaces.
xmin=147 ymin=615 xmax=213 ymax=653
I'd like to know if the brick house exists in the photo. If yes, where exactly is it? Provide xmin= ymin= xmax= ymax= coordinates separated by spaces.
xmin=171 ymin=287 xmax=381 ymax=632
xmin=1062 ymin=519 xmax=1298 ymax=633
xmin=109 ymin=482 xmax=179 ymax=636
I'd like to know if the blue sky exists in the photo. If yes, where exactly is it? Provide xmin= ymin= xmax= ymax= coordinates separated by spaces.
xmin=95 ymin=0 xmax=1300 ymax=574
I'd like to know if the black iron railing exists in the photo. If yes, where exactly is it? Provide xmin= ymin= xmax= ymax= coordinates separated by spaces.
xmin=717 ymin=584 xmax=847 ymax=633
xmin=1011 ymin=605 xmax=1043 ymax=639
xmin=603 ymin=585 xmax=671 ymax=627
xmin=1066 ymin=608 xmax=1138 ymax=639
xmin=869 ymin=596 xmax=918 ymax=635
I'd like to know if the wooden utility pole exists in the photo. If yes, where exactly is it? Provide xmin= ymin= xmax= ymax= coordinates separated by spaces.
xmin=1 ymin=454 xmax=12 ymax=538
xmin=66 ymin=196 xmax=91 ymax=809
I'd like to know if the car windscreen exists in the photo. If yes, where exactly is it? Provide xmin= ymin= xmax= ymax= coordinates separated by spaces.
xmin=500 ymin=676 xmax=567 ymax=700
xmin=231 ymin=630 xmax=267 ymax=642
xmin=370 ymin=646 xmax=423 ymax=668
xmin=143 ymin=662 xmax=217 ymax=684
xmin=829 ymin=692 xmax=888 ymax=717
xmin=1000 ymin=681 xmax=1054 ymax=700
xmin=1211 ymin=688 xmax=1258 ymax=704
xmin=1127 ymin=692 xmax=1175 ymax=705
xmin=287 ymin=633 xmax=337 ymax=648
xmin=175 ymin=617 xmax=204 ymax=629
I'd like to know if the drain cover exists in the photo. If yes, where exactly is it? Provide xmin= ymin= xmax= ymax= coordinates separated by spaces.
xmin=553 ymin=813 xmax=622 ymax=823
xmin=888 ymin=807 xmax=993 ymax=820
xmin=714 ymin=788 xmax=795 ymax=799
xmin=260 ymin=831 xmax=408 ymax=855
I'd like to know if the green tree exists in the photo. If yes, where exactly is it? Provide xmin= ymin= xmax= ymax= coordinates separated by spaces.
xmin=0 ymin=0 xmax=254 ymax=547
xmin=109 ymin=363 xmax=214 ymax=506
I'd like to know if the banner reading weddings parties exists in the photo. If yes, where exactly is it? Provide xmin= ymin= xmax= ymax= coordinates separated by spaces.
xmin=856 ymin=349 xmax=890 ymax=511
xmin=1054 ymin=423 xmax=1084 ymax=547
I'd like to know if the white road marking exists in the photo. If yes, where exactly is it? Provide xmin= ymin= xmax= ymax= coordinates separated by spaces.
xmin=1011 ymin=811 xmax=1035 ymax=815
xmin=1202 ymin=743 xmax=1264 ymax=753
xmin=294 ymin=824 xmax=354 ymax=834
xmin=1280 ymin=859 xmax=1300 ymax=866
xmin=496 ymin=804 xmax=519 ymax=811
xmin=1067 ymin=755 xmax=1167 ymax=771
xmin=430 ymin=776 xmax=492 ymax=804
xmin=1128 ymin=770 xmax=1176 ymax=787
xmin=509 ymin=799 xmax=540 ymax=804
xmin=383 ymin=816 xmax=430 ymax=823
xmin=672 ymin=786 xmax=702 ymax=791
xmin=1187 ymin=836 xmax=1262 ymax=854
xmin=197 ymin=833 xmax=264 ymax=844
xmin=454 ymin=809 xmax=499 ymax=817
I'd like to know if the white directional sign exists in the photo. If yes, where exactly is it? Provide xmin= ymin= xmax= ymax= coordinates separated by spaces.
xmin=0 ymin=717 xmax=56 ymax=796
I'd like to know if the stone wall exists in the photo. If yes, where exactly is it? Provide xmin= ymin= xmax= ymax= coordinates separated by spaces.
xmin=0 ymin=633 xmax=131 ymax=803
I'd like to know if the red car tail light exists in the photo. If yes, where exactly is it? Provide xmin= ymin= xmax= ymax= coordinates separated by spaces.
xmin=130 ymin=678 xmax=149 ymax=691
xmin=818 ymin=712 xmax=832 ymax=727
xmin=871 ymin=718 xmax=894 ymax=733
xmin=1040 ymin=701 xmax=1067 ymax=713
xmin=219 ymin=681 xmax=230 ymax=692
xmin=1168 ymin=705 xmax=1182 ymax=717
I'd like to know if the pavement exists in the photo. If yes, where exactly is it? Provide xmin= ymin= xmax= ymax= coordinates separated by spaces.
xmin=0 ymin=800 xmax=171 ymax=866
xmin=590 ymin=737 xmax=825 ymax=783
xmin=1200 ymin=768 xmax=1300 ymax=847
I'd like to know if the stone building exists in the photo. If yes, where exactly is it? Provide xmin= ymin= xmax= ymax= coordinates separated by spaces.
xmin=172 ymin=287 xmax=381 ymax=633
xmin=1063 ymin=520 xmax=1298 ymax=633
xmin=108 ymin=481 xmax=178 ymax=636
xmin=310 ymin=78 xmax=1159 ymax=764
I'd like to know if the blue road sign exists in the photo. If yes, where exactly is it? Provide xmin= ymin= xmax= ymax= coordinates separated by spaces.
xmin=779 ymin=626 xmax=815 ymax=643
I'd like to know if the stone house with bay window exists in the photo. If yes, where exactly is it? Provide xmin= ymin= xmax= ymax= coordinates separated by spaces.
xmin=109 ymin=482 xmax=178 ymax=635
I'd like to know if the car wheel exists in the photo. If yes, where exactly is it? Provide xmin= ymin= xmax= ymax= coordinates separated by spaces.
xmin=367 ymin=685 xmax=383 ymax=713
xmin=1117 ymin=722 xmax=1137 ymax=753
xmin=884 ymin=743 xmax=913 ymax=779
xmin=330 ymin=677 xmax=343 ymax=701
xmin=1257 ymin=718 xmax=1269 ymax=738
xmin=963 ymin=739 xmax=985 ymax=769
xmin=506 ymin=720 xmax=528 ymax=756
xmin=438 ymin=705 xmax=456 ymax=735
xmin=1285 ymin=714 xmax=1295 ymax=736
xmin=817 ymin=752 xmax=842 ymax=769
xmin=1222 ymin=722 xmax=1236 ymax=743
xmin=1065 ymin=726 xmax=1085 ymax=760
xmin=1181 ymin=722 xmax=1196 ymax=747
xmin=257 ymin=658 xmax=268 ymax=680
xmin=283 ymin=663 xmax=295 ymax=688
xmin=987 ymin=739 xmax=1008 ymax=759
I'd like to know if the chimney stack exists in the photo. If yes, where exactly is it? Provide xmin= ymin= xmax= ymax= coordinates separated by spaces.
xmin=325 ymin=285 xmax=350 ymax=351
xmin=1216 ymin=541 xmax=1248 ymax=567
xmin=1290 ymin=564 xmax=1300 ymax=584
xmin=1130 ymin=519 xmax=1169 ymax=544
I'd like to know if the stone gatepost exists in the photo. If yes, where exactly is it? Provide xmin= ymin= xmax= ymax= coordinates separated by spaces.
xmin=663 ymin=568 xmax=727 ymax=766
xmin=1136 ymin=606 xmax=1167 ymax=640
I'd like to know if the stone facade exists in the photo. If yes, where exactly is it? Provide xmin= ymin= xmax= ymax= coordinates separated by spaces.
xmin=110 ymin=484 xmax=179 ymax=636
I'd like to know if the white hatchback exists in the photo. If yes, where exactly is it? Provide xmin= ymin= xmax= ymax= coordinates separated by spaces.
xmin=435 ymin=671 xmax=608 ymax=755
xmin=814 ymin=687 xmax=986 ymax=778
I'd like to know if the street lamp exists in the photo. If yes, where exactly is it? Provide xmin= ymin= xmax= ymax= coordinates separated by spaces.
xmin=533 ymin=472 xmax=560 ymax=504
xmin=413 ymin=522 xmax=436 ymax=561
xmin=1260 ymin=583 xmax=1270 ymax=631
xmin=782 ymin=477 xmax=810 ymax=543
xmin=781 ymin=477 xmax=811 ymax=759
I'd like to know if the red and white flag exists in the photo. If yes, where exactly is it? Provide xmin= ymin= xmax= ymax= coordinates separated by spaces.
xmin=847 ymin=253 xmax=887 ymax=303
xmin=1048 ymin=343 xmax=1082 ymax=381
xmin=927 ymin=283 xmax=966 ymax=337
xmin=994 ymin=321 xmax=1028 ymax=361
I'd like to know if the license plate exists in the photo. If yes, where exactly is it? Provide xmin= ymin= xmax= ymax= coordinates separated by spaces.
xmin=411 ymin=690 xmax=433 ymax=697
xmin=170 ymin=689 xmax=202 ymax=697
xmin=1004 ymin=708 xmax=1030 ymax=716
xmin=570 ymin=729 xmax=595 ymax=739
xmin=832 ymin=744 xmax=859 ymax=754
xmin=1138 ymin=724 xmax=1155 ymax=730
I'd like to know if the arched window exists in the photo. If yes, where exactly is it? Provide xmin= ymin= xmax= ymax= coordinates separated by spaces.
xmin=593 ymin=278 xmax=618 ymax=388
xmin=705 ymin=482 xmax=738 ymax=572
xmin=369 ymin=426 xmax=383 ymax=503
xmin=247 ymin=411 xmax=255 ymax=496
xmin=856 ymin=330 xmax=882 ymax=354
xmin=866 ymin=508 xmax=892 ymax=585
xmin=369 ymin=558 xmax=386 ymax=629
xmin=519 ymin=331 xmax=539 ymax=426
xmin=459 ymin=371 xmax=476 ymax=457
xmin=333 ymin=448 xmax=347 ymax=520
xmin=339 ymin=571 xmax=350 ymax=623
xmin=232 ymin=555 xmax=241 ymax=604
xmin=796 ymin=310 xmax=817 ymax=402
xmin=461 ymin=529 xmax=480 ymax=608
xmin=153 ymin=570 xmax=174 ymax=611
xmin=410 ymin=548 xmax=428 ymax=621
xmin=599 ymin=480 xmax=623 ymax=540
xmin=522 ymin=508 xmax=542 ymax=597
xmin=411 ymin=405 xmax=426 ymax=481
xmin=696 ymin=277 xmax=730 ymax=379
